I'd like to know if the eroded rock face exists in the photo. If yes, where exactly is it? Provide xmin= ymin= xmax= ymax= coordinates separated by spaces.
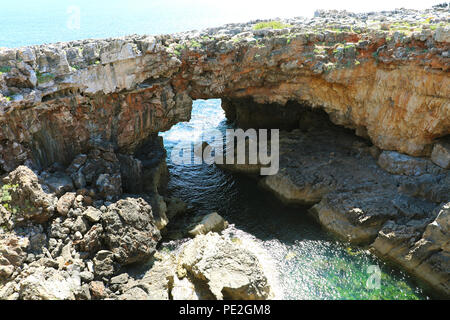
xmin=372 ymin=203 xmax=450 ymax=297
xmin=0 ymin=7 xmax=448 ymax=171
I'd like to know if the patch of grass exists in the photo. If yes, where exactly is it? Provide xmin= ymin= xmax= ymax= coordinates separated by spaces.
xmin=189 ymin=40 xmax=202 ymax=48
xmin=0 ymin=66 xmax=11 ymax=75
xmin=36 ymin=71 xmax=56 ymax=84
xmin=1 ymin=184 xmax=18 ymax=204
xmin=253 ymin=21 xmax=292 ymax=30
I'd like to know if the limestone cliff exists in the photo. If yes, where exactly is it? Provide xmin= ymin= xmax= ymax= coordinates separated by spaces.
xmin=0 ymin=6 xmax=449 ymax=171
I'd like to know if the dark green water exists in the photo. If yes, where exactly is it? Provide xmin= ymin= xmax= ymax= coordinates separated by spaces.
xmin=159 ymin=99 xmax=429 ymax=300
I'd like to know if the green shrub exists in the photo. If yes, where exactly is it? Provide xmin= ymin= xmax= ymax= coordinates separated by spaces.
xmin=1 ymin=184 xmax=18 ymax=204
xmin=36 ymin=71 xmax=56 ymax=84
xmin=253 ymin=21 xmax=292 ymax=30
xmin=0 ymin=66 xmax=11 ymax=75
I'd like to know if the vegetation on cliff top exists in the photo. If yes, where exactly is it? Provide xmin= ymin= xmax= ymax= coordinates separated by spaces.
xmin=253 ymin=21 xmax=292 ymax=30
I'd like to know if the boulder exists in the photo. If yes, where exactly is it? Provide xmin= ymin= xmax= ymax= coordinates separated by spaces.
xmin=431 ymin=139 xmax=450 ymax=169
xmin=188 ymin=212 xmax=228 ymax=237
xmin=19 ymin=267 xmax=82 ymax=300
xmin=178 ymin=233 xmax=272 ymax=300
xmin=93 ymin=250 xmax=116 ymax=279
xmin=102 ymin=197 xmax=161 ymax=265
xmin=0 ymin=234 xmax=29 ymax=281
xmin=77 ymin=224 xmax=103 ymax=254
xmin=56 ymin=192 xmax=75 ymax=216
xmin=119 ymin=253 xmax=176 ymax=300
xmin=43 ymin=172 xmax=74 ymax=197
xmin=2 ymin=166 xmax=57 ymax=225
xmin=95 ymin=173 xmax=122 ymax=201
xmin=83 ymin=206 xmax=101 ymax=223
xmin=89 ymin=280 xmax=108 ymax=299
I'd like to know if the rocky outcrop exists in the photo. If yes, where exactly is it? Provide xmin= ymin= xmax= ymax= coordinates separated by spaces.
xmin=0 ymin=160 xmax=164 ymax=299
xmin=177 ymin=232 xmax=273 ymax=300
xmin=0 ymin=234 xmax=29 ymax=282
xmin=0 ymin=6 xmax=449 ymax=172
xmin=232 ymin=110 xmax=449 ymax=297
xmin=117 ymin=232 xmax=275 ymax=301
xmin=372 ymin=203 xmax=450 ymax=296
xmin=2 ymin=166 xmax=57 ymax=225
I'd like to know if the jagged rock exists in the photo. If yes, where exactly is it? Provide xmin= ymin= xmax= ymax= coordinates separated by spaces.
xmin=399 ymin=173 xmax=450 ymax=203
xmin=431 ymin=139 xmax=450 ymax=169
xmin=102 ymin=197 xmax=161 ymax=265
xmin=110 ymin=273 xmax=128 ymax=285
xmin=188 ymin=212 xmax=228 ymax=237
xmin=19 ymin=267 xmax=82 ymax=300
xmin=0 ymin=234 xmax=29 ymax=281
xmin=422 ymin=203 xmax=450 ymax=252
xmin=77 ymin=224 xmax=103 ymax=254
xmin=66 ymin=154 xmax=88 ymax=175
xmin=43 ymin=172 xmax=74 ymax=197
xmin=372 ymin=202 xmax=450 ymax=297
xmin=83 ymin=206 xmax=101 ymax=223
xmin=93 ymin=250 xmax=116 ymax=279
xmin=72 ymin=216 xmax=89 ymax=235
xmin=95 ymin=173 xmax=122 ymax=201
xmin=0 ymin=281 xmax=18 ymax=300
xmin=56 ymin=192 xmax=75 ymax=216
xmin=171 ymin=276 xmax=199 ymax=300
xmin=89 ymin=281 xmax=108 ymax=299
xmin=308 ymin=184 xmax=400 ymax=244
xmin=119 ymin=253 xmax=176 ymax=300
xmin=178 ymin=233 xmax=272 ymax=300
xmin=2 ymin=166 xmax=57 ymax=225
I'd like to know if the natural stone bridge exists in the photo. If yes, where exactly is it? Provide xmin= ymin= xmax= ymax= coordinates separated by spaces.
xmin=0 ymin=6 xmax=449 ymax=299
xmin=0 ymin=9 xmax=449 ymax=172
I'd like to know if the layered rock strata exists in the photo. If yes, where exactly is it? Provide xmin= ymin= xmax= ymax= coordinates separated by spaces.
xmin=0 ymin=5 xmax=449 ymax=172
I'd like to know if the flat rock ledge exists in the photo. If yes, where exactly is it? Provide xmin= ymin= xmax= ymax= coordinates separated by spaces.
xmin=235 ymin=114 xmax=450 ymax=297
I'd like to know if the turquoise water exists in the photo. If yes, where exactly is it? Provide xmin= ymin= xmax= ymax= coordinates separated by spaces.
xmin=160 ymin=99 xmax=429 ymax=300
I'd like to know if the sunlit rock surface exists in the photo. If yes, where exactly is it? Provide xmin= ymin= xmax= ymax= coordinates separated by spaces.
xmin=0 ymin=6 xmax=449 ymax=171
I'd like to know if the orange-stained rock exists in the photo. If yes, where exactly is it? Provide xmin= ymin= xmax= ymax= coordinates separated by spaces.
xmin=0 ymin=7 xmax=448 ymax=170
